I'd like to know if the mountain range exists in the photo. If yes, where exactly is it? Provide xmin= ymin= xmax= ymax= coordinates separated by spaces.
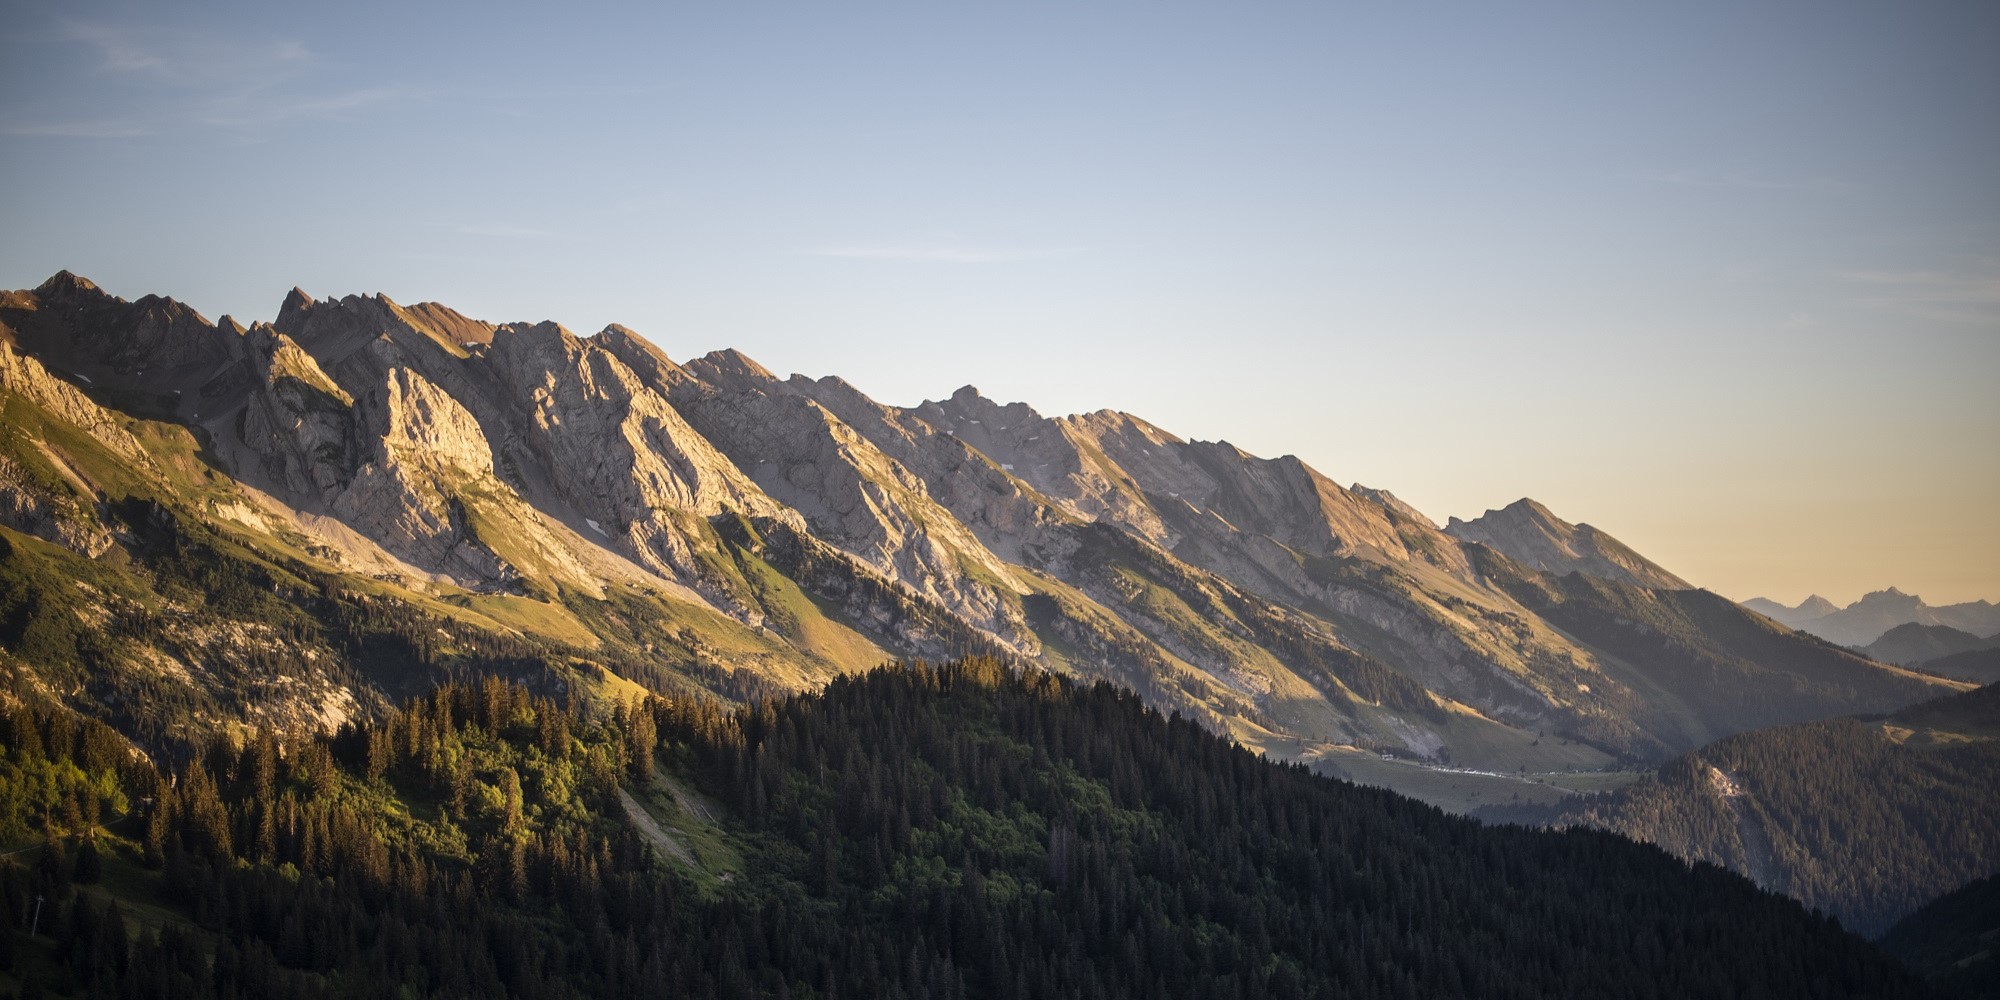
xmin=0 ymin=271 xmax=1962 ymax=785
xmin=1746 ymin=590 xmax=2000 ymax=649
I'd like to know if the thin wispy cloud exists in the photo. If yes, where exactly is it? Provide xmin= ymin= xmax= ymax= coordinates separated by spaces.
xmin=62 ymin=21 xmax=310 ymax=82
xmin=198 ymin=86 xmax=415 ymax=128
xmin=807 ymin=243 xmax=1084 ymax=263
xmin=1844 ymin=261 xmax=2000 ymax=325
xmin=4 ymin=21 xmax=411 ymax=139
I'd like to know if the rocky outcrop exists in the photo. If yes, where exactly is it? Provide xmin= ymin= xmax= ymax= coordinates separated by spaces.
xmin=1350 ymin=484 xmax=1436 ymax=528
xmin=0 ymin=341 xmax=150 ymax=463
xmin=1446 ymin=498 xmax=1690 ymax=590
xmin=266 ymin=291 xmax=791 ymax=609
xmin=0 ymin=454 xmax=113 ymax=556
xmin=331 ymin=362 xmax=513 ymax=585
xmin=673 ymin=355 xmax=1038 ymax=649
xmin=235 ymin=325 xmax=356 ymax=502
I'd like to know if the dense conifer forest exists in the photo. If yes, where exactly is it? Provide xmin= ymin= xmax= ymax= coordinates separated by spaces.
xmin=1881 ymin=873 xmax=2000 ymax=999
xmin=1 ymin=659 xmax=1934 ymax=998
xmin=1480 ymin=683 xmax=2000 ymax=936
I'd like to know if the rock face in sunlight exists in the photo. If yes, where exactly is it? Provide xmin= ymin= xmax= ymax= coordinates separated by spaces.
xmin=1444 ymin=496 xmax=1690 ymax=590
xmin=0 ymin=271 xmax=1963 ymax=773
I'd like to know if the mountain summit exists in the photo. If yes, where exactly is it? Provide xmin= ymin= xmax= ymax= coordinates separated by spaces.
xmin=1444 ymin=497 xmax=1690 ymax=590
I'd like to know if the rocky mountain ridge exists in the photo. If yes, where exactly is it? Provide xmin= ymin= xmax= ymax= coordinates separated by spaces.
xmin=0 ymin=271 xmax=1962 ymax=779
xmin=1445 ymin=497 xmax=1690 ymax=590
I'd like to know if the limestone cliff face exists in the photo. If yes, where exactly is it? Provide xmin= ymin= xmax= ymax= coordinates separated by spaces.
xmin=1350 ymin=484 xmax=1435 ymax=528
xmin=1445 ymin=498 xmax=1690 ymax=591
xmin=913 ymin=387 xmax=1171 ymax=541
xmin=235 ymin=325 xmax=356 ymax=502
xmin=0 ymin=455 xmax=110 ymax=555
xmin=263 ymin=292 xmax=790 ymax=608
xmin=792 ymin=379 xmax=1608 ymax=745
xmin=363 ymin=360 xmax=494 ymax=476
xmin=330 ymin=362 xmax=512 ymax=586
xmin=910 ymin=387 xmax=1467 ymax=576
xmin=787 ymin=375 xmax=1074 ymax=565
xmin=898 ymin=386 xmax=1589 ymax=718
xmin=0 ymin=337 xmax=177 ymax=557
xmin=672 ymin=354 xmax=1038 ymax=650
xmin=479 ymin=322 xmax=796 ymax=613
xmin=486 ymin=322 xmax=777 ymax=522
xmin=0 ymin=341 xmax=150 ymax=464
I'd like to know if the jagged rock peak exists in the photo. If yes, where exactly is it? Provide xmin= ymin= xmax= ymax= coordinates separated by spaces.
xmin=1351 ymin=484 xmax=1436 ymax=528
xmin=493 ymin=319 xmax=575 ymax=348
xmin=920 ymin=384 xmax=1045 ymax=426
xmin=1856 ymin=587 xmax=1922 ymax=610
xmin=1447 ymin=497 xmax=1552 ymax=529
xmin=685 ymin=348 xmax=778 ymax=387
xmin=592 ymin=323 xmax=667 ymax=360
xmin=36 ymin=270 xmax=102 ymax=297
xmin=591 ymin=323 xmax=690 ymax=395
xmin=1503 ymin=496 xmax=1557 ymax=519
xmin=1446 ymin=496 xmax=1690 ymax=591
xmin=278 ymin=287 xmax=316 ymax=328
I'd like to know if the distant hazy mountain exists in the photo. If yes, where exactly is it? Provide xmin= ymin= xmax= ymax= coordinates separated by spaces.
xmin=1860 ymin=622 xmax=1999 ymax=666
xmin=1444 ymin=497 xmax=1691 ymax=590
xmin=1915 ymin=647 xmax=2000 ymax=686
xmin=1748 ymin=588 xmax=2000 ymax=648
xmin=0 ymin=271 xmax=1955 ymax=778
xmin=1741 ymin=594 xmax=1840 ymax=625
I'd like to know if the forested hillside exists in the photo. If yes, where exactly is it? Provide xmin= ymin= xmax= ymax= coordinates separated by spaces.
xmin=1881 ymin=873 xmax=2000 ymax=999
xmin=0 ymin=660 xmax=1930 ymax=998
xmin=1480 ymin=683 xmax=2000 ymax=936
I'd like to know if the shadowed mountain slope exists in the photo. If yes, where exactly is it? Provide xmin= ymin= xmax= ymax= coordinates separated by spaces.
xmin=1479 ymin=683 xmax=2000 ymax=936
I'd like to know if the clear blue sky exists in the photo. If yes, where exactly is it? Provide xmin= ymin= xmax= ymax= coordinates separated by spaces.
xmin=4 ymin=1 xmax=1996 ymax=604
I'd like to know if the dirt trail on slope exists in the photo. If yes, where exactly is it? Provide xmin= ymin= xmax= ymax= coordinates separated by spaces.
xmin=617 ymin=787 xmax=697 ymax=868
